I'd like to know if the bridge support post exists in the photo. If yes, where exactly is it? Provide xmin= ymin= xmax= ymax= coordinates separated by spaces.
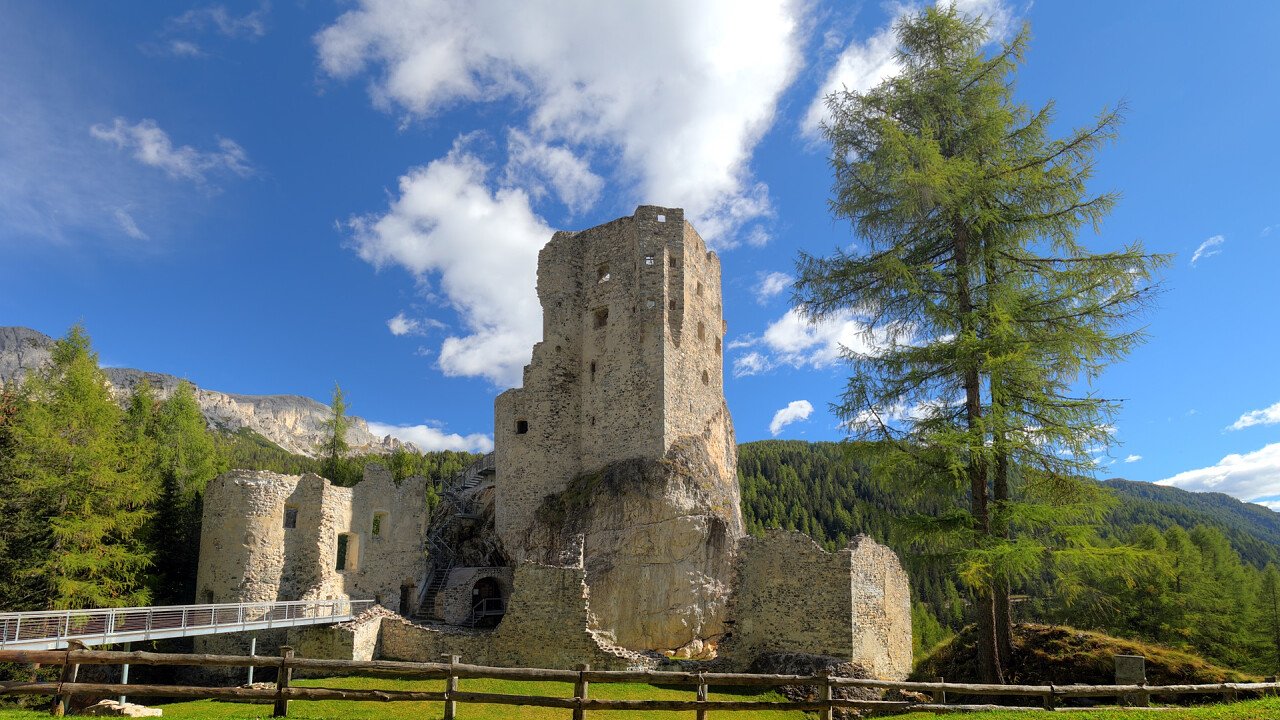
xmin=272 ymin=646 xmax=294 ymax=718
xmin=51 ymin=640 xmax=85 ymax=717
xmin=247 ymin=637 xmax=257 ymax=686
xmin=118 ymin=642 xmax=130 ymax=705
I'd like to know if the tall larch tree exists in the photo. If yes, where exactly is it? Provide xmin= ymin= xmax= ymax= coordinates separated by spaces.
xmin=9 ymin=325 xmax=157 ymax=608
xmin=320 ymin=382 xmax=350 ymax=482
xmin=797 ymin=7 xmax=1165 ymax=681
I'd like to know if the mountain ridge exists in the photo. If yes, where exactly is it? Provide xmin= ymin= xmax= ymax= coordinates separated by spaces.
xmin=0 ymin=326 xmax=411 ymax=458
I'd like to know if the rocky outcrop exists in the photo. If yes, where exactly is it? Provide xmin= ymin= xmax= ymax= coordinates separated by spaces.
xmin=530 ymin=435 xmax=744 ymax=656
xmin=0 ymin=326 xmax=408 ymax=457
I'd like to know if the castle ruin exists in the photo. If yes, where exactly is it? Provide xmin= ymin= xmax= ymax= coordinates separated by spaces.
xmin=196 ymin=206 xmax=912 ymax=678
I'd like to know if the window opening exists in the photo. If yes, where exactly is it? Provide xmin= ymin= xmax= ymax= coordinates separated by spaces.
xmin=657 ymin=214 xmax=666 ymax=222
xmin=372 ymin=512 xmax=387 ymax=538
xmin=646 ymin=299 xmax=656 ymax=309
xmin=668 ymin=299 xmax=677 ymax=313
xmin=590 ymin=360 xmax=597 ymax=379
xmin=336 ymin=533 xmax=354 ymax=571
xmin=644 ymin=255 xmax=655 ymax=266
xmin=696 ymin=281 xmax=703 ymax=296
xmin=597 ymin=263 xmax=611 ymax=283
xmin=669 ymin=255 xmax=679 ymax=268
xmin=702 ymin=369 xmax=710 ymax=385
xmin=715 ymin=337 xmax=722 ymax=355
xmin=283 ymin=506 xmax=298 ymax=529
xmin=594 ymin=307 xmax=609 ymax=328
xmin=697 ymin=321 xmax=705 ymax=341
xmin=515 ymin=419 xmax=529 ymax=435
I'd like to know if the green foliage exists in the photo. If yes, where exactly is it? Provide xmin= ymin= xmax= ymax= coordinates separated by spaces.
xmin=6 ymin=325 xmax=156 ymax=609
xmin=797 ymin=6 xmax=1167 ymax=681
xmin=319 ymin=383 xmax=352 ymax=483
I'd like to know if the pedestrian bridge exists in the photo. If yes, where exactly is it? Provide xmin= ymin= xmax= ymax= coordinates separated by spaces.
xmin=0 ymin=599 xmax=375 ymax=651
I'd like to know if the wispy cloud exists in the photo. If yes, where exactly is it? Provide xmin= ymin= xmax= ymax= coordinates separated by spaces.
xmin=1190 ymin=234 xmax=1225 ymax=266
xmin=1124 ymin=454 xmax=1143 ymax=463
xmin=1156 ymin=442 xmax=1280 ymax=502
xmin=769 ymin=399 xmax=813 ymax=436
xmin=113 ymin=209 xmax=149 ymax=240
xmin=368 ymin=421 xmax=493 ymax=453
xmin=1230 ymin=400 xmax=1280 ymax=431
xmin=90 ymin=118 xmax=253 ymax=186
xmin=754 ymin=271 xmax=792 ymax=304
xmin=147 ymin=3 xmax=270 ymax=58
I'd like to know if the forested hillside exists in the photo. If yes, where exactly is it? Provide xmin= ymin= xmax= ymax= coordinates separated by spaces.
xmin=738 ymin=440 xmax=1280 ymax=674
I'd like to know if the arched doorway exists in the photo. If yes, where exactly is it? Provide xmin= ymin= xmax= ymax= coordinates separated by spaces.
xmin=469 ymin=576 xmax=506 ymax=627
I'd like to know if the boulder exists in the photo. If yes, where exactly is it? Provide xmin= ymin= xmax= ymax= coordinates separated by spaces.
xmin=81 ymin=700 xmax=162 ymax=717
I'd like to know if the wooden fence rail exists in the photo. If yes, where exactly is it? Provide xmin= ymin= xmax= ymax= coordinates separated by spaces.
xmin=1 ymin=647 xmax=1276 ymax=717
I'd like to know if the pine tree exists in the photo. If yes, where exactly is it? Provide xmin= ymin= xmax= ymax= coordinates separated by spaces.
xmin=319 ymin=383 xmax=350 ymax=482
xmin=797 ymin=7 xmax=1165 ymax=681
xmin=1260 ymin=564 xmax=1280 ymax=673
xmin=10 ymin=325 xmax=156 ymax=608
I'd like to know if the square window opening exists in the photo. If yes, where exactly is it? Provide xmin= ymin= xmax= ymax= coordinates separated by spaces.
xmin=657 ymin=214 xmax=666 ymax=222
xmin=644 ymin=255 xmax=656 ymax=266
xmin=594 ymin=307 xmax=609 ymax=328
xmin=515 ymin=419 xmax=529 ymax=435
xmin=283 ymin=506 xmax=298 ymax=529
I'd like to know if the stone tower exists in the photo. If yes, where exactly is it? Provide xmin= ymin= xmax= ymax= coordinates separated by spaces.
xmin=494 ymin=206 xmax=743 ymax=653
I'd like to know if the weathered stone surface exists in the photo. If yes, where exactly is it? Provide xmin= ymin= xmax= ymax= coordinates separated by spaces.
xmin=82 ymin=700 xmax=162 ymax=717
xmin=492 ymin=207 xmax=743 ymax=653
xmin=0 ymin=326 xmax=409 ymax=457
xmin=722 ymin=531 xmax=912 ymax=680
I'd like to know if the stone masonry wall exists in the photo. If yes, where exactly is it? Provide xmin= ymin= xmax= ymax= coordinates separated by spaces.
xmin=379 ymin=562 xmax=649 ymax=670
xmin=722 ymin=530 xmax=912 ymax=680
xmin=437 ymin=567 xmax=514 ymax=626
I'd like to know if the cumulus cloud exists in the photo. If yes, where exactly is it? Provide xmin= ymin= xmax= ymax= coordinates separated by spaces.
xmin=368 ymin=421 xmax=493 ymax=453
xmin=1124 ymin=454 xmax=1143 ymax=463
xmin=769 ymin=399 xmax=814 ymax=436
xmin=803 ymin=0 xmax=1014 ymax=138
xmin=346 ymin=144 xmax=549 ymax=387
xmin=315 ymin=0 xmax=803 ymax=244
xmin=754 ymin=271 xmax=792 ymax=304
xmin=386 ymin=312 xmax=421 ymax=336
xmin=1156 ymin=443 xmax=1280 ymax=502
xmin=733 ymin=308 xmax=894 ymax=377
xmin=503 ymin=129 xmax=603 ymax=215
xmin=1229 ymin=401 xmax=1280 ymax=431
xmin=1190 ymin=234 xmax=1225 ymax=266
xmin=90 ymin=118 xmax=252 ymax=185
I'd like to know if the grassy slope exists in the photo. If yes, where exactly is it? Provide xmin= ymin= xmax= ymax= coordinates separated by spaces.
xmin=914 ymin=625 xmax=1253 ymax=686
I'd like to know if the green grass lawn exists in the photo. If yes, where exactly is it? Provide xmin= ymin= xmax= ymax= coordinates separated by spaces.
xmin=1 ymin=676 xmax=1278 ymax=719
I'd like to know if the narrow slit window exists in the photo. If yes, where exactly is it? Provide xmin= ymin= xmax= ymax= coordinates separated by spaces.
xmin=336 ymin=533 xmax=352 ymax=571
xmin=702 ymin=369 xmax=710 ymax=385
xmin=715 ymin=337 xmax=722 ymax=355
xmin=696 ymin=281 xmax=703 ymax=297
xmin=668 ymin=299 xmax=677 ymax=313
xmin=697 ymin=321 xmax=705 ymax=341
xmin=590 ymin=361 xmax=597 ymax=380
xmin=515 ymin=419 xmax=529 ymax=435
xmin=283 ymin=506 xmax=298 ymax=529
xmin=594 ymin=307 xmax=609 ymax=328
xmin=371 ymin=512 xmax=388 ymax=538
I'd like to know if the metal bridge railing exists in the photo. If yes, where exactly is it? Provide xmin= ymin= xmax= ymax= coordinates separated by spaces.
xmin=0 ymin=598 xmax=375 ymax=650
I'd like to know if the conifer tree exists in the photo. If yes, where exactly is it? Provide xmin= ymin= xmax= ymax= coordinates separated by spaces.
xmin=10 ymin=325 xmax=156 ymax=608
xmin=797 ymin=7 xmax=1165 ymax=681
xmin=1260 ymin=564 xmax=1280 ymax=673
xmin=320 ymin=382 xmax=350 ymax=482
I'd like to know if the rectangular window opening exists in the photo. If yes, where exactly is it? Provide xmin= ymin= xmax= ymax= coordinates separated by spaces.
xmin=283 ymin=506 xmax=298 ymax=529
xmin=372 ymin=511 xmax=387 ymax=538
xmin=657 ymin=214 xmax=666 ymax=222
xmin=516 ymin=419 xmax=529 ymax=435
xmin=593 ymin=307 xmax=609 ymax=328
xmin=336 ymin=533 xmax=352 ymax=571
xmin=590 ymin=360 xmax=597 ymax=379
xmin=644 ymin=255 xmax=655 ymax=266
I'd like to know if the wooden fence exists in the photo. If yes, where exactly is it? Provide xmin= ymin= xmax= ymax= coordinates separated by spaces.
xmin=1 ymin=646 xmax=1278 ymax=717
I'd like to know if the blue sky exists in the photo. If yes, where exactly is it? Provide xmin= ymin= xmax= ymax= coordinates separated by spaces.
xmin=3 ymin=1 xmax=1278 ymax=506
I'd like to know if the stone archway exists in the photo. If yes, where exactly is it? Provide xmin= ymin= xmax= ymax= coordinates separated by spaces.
xmin=469 ymin=576 xmax=507 ymax=628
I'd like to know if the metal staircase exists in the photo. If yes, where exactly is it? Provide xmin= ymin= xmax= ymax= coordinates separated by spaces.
xmin=412 ymin=453 xmax=496 ymax=623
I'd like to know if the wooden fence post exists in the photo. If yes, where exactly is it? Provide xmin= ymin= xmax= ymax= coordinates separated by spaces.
xmin=51 ymin=640 xmax=85 ymax=718
xmin=272 ymin=646 xmax=294 ymax=718
xmin=821 ymin=675 xmax=834 ymax=720
xmin=932 ymin=676 xmax=946 ymax=705
xmin=573 ymin=663 xmax=590 ymax=720
xmin=695 ymin=674 xmax=708 ymax=720
xmin=442 ymin=654 xmax=459 ymax=720
xmin=1267 ymin=676 xmax=1278 ymax=698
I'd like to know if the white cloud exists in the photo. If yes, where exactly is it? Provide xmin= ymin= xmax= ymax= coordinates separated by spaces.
xmin=769 ymin=399 xmax=814 ymax=436
xmin=90 ymin=118 xmax=252 ymax=185
xmin=368 ymin=421 xmax=493 ymax=453
xmin=386 ymin=312 xmax=422 ymax=336
xmin=1190 ymin=234 xmax=1225 ymax=266
xmin=166 ymin=40 xmax=204 ymax=58
xmin=802 ymin=0 xmax=1014 ymax=139
xmin=732 ymin=308 xmax=895 ymax=377
xmin=503 ymin=129 xmax=603 ymax=215
xmin=1124 ymin=454 xmax=1143 ymax=463
xmin=315 ymin=0 xmax=803 ymax=244
xmin=168 ymin=3 xmax=268 ymax=39
xmin=733 ymin=351 xmax=773 ymax=378
xmin=1255 ymin=498 xmax=1280 ymax=512
xmin=113 ymin=209 xmax=148 ymax=240
xmin=1156 ymin=442 xmax=1280 ymax=502
xmin=1230 ymin=401 xmax=1280 ymax=431
xmin=346 ymin=143 xmax=549 ymax=387
xmin=754 ymin=271 xmax=792 ymax=304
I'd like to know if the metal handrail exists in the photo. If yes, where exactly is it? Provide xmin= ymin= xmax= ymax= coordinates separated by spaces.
xmin=0 ymin=599 xmax=375 ymax=650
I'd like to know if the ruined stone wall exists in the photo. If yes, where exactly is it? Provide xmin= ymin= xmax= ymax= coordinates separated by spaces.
xmin=194 ymin=466 xmax=428 ymax=659
xmin=722 ymin=530 xmax=912 ymax=680
xmin=379 ymin=562 xmax=649 ymax=670
xmin=437 ymin=567 xmax=514 ymax=626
